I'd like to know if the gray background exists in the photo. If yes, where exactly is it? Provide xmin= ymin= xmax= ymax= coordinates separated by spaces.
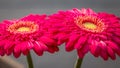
xmin=0 ymin=0 xmax=120 ymax=68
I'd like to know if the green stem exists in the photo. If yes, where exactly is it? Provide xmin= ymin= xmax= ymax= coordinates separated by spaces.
xmin=26 ymin=53 xmax=34 ymax=68
xmin=74 ymin=57 xmax=83 ymax=68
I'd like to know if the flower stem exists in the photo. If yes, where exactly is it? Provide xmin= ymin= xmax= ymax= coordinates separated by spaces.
xmin=74 ymin=57 xmax=83 ymax=68
xmin=27 ymin=52 xmax=34 ymax=68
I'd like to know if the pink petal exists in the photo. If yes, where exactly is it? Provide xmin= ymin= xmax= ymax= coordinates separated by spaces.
xmin=65 ymin=34 xmax=79 ymax=51
xmin=100 ymin=51 xmax=108 ymax=60
xmin=39 ymin=41 xmax=48 ymax=51
xmin=47 ymin=47 xmax=56 ymax=53
xmin=81 ymin=45 xmax=89 ymax=54
xmin=21 ymin=42 xmax=29 ymax=55
xmin=40 ymin=36 xmax=57 ymax=46
xmin=4 ymin=40 xmax=13 ymax=50
xmin=53 ymin=46 xmax=59 ymax=52
xmin=5 ymin=41 xmax=14 ymax=55
xmin=112 ymin=36 xmax=120 ymax=45
xmin=113 ymin=31 xmax=120 ymax=37
xmin=77 ymin=50 xmax=85 ymax=59
xmin=75 ymin=36 xmax=87 ymax=49
xmin=115 ymin=49 xmax=120 ymax=56
xmin=33 ymin=41 xmax=43 ymax=56
xmin=72 ymin=8 xmax=81 ymax=15
xmin=48 ymin=46 xmax=59 ymax=53
xmin=27 ymin=41 xmax=34 ymax=49
xmin=99 ymin=35 xmax=107 ymax=40
xmin=87 ymin=8 xmax=96 ymax=14
xmin=56 ymin=33 xmax=68 ymax=45
xmin=100 ymin=45 xmax=108 ymax=60
xmin=13 ymin=44 xmax=21 ymax=58
xmin=6 ymin=49 xmax=13 ymax=55
xmin=106 ymin=41 xmax=119 ymax=50
xmin=90 ymin=41 xmax=101 ymax=57
xmin=107 ymin=46 xmax=116 ymax=60
xmin=0 ymin=40 xmax=5 ymax=47
xmin=106 ymin=41 xmax=120 ymax=56
xmin=0 ymin=49 xmax=5 ymax=56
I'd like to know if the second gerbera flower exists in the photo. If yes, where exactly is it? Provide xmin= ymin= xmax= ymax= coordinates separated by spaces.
xmin=49 ymin=8 xmax=120 ymax=60
xmin=0 ymin=14 xmax=59 ymax=58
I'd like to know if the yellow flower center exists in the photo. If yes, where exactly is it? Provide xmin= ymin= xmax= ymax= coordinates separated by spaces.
xmin=17 ymin=27 xmax=30 ymax=32
xmin=8 ymin=21 xmax=39 ymax=34
xmin=83 ymin=22 xmax=97 ymax=30
xmin=75 ymin=16 xmax=106 ymax=33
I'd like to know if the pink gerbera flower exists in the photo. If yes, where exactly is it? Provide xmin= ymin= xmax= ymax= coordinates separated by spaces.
xmin=49 ymin=8 xmax=120 ymax=60
xmin=0 ymin=14 xmax=59 ymax=58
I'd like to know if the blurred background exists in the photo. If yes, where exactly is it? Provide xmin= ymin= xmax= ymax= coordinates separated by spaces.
xmin=0 ymin=0 xmax=120 ymax=68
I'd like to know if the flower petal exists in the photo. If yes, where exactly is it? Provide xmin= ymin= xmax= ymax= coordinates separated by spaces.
xmin=21 ymin=41 xmax=29 ymax=55
xmin=0 ymin=48 xmax=5 ymax=56
xmin=33 ymin=41 xmax=43 ymax=56
xmin=55 ymin=33 xmax=68 ymax=45
xmin=106 ymin=41 xmax=120 ymax=56
xmin=107 ymin=46 xmax=116 ymax=60
xmin=77 ymin=50 xmax=85 ymax=59
xmin=75 ymin=35 xmax=88 ymax=49
xmin=90 ymin=43 xmax=101 ymax=57
xmin=39 ymin=41 xmax=48 ymax=51
xmin=13 ymin=44 xmax=21 ymax=58
xmin=40 ymin=36 xmax=57 ymax=46
xmin=66 ymin=34 xmax=79 ymax=51
xmin=100 ymin=44 xmax=108 ymax=60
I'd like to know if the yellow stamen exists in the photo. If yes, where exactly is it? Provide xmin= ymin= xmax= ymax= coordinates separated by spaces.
xmin=17 ymin=27 xmax=30 ymax=32
xmin=83 ymin=22 xmax=97 ymax=29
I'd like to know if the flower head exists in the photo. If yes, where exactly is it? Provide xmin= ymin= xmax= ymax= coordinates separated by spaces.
xmin=49 ymin=8 xmax=120 ymax=60
xmin=0 ymin=14 xmax=59 ymax=58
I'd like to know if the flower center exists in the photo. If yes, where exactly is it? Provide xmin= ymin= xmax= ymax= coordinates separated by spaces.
xmin=17 ymin=27 xmax=30 ymax=32
xmin=83 ymin=22 xmax=97 ymax=30
xmin=75 ymin=16 xmax=105 ymax=33
xmin=8 ymin=21 xmax=39 ymax=34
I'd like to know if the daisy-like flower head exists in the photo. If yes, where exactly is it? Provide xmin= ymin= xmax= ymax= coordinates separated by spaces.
xmin=49 ymin=8 xmax=120 ymax=60
xmin=0 ymin=14 xmax=59 ymax=58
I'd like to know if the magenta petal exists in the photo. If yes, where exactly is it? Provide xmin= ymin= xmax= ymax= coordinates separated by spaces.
xmin=13 ymin=51 xmax=21 ymax=58
xmin=73 ymin=8 xmax=81 ymax=13
xmin=6 ymin=49 xmax=13 ymax=55
xmin=106 ymin=41 xmax=120 ymax=56
xmin=75 ymin=36 xmax=87 ymax=49
xmin=39 ymin=41 xmax=48 ymax=51
xmin=33 ymin=41 xmax=43 ymax=56
xmin=0 ymin=40 xmax=5 ymax=47
xmin=0 ymin=49 xmax=5 ymax=56
xmin=53 ymin=47 xmax=59 ymax=52
xmin=66 ymin=34 xmax=79 ymax=51
xmin=81 ymin=44 xmax=89 ymax=54
xmin=107 ymin=46 xmax=116 ymax=60
xmin=47 ymin=46 xmax=59 ymax=53
xmin=27 ymin=41 xmax=34 ymax=49
xmin=40 ymin=36 xmax=57 ymax=46
xmin=100 ymin=45 xmax=108 ymax=60
xmin=77 ymin=50 xmax=85 ymax=59
xmin=100 ymin=51 xmax=108 ymax=60
xmin=14 ymin=44 xmax=21 ymax=58
xmin=115 ymin=49 xmax=120 ymax=56
xmin=106 ymin=41 xmax=119 ymax=50
xmin=114 ymin=32 xmax=120 ymax=37
xmin=21 ymin=42 xmax=29 ymax=55
xmin=90 ymin=44 xmax=101 ymax=57
xmin=56 ymin=33 xmax=68 ymax=45
xmin=112 ymin=36 xmax=120 ymax=45
xmin=4 ymin=40 xmax=13 ymax=50
xmin=47 ymin=48 xmax=55 ymax=53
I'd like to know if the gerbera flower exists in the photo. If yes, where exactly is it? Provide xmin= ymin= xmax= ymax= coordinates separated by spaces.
xmin=49 ymin=8 xmax=120 ymax=60
xmin=0 ymin=14 xmax=59 ymax=58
